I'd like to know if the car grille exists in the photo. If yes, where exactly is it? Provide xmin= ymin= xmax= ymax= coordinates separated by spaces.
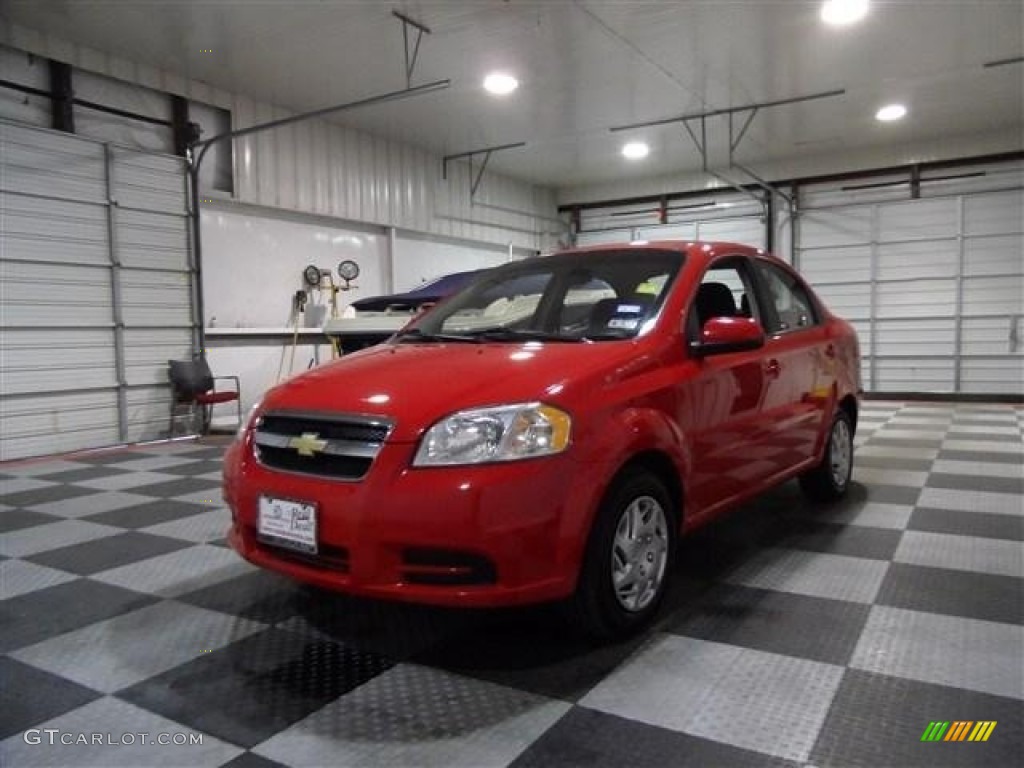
xmin=253 ymin=410 xmax=392 ymax=481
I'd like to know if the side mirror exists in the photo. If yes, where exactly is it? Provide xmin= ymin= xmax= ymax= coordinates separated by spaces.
xmin=689 ymin=316 xmax=765 ymax=358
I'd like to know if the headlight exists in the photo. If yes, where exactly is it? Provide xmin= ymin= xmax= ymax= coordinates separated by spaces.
xmin=236 ymin=401 xmax=262 ymax=440
xmin=413 ymin=402 xmax=571 ymax=466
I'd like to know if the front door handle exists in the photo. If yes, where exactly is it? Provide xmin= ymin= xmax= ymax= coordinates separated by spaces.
xmin=765 ymin=359 xmax=781 ymax=378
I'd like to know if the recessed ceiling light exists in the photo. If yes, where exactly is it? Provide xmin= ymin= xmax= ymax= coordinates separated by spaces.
xmin=875 ymin=103 xmax=907 ymax=122
xmin=483 ymin=72 xmax=518 ymax=95
xmin=622 ymin=142 xmax=649 ymax=159
xmin=821 ymin=0 xmax=869 ymax=26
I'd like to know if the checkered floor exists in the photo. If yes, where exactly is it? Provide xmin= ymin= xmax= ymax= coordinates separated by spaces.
xmin=2 ymin=401 xmax=1021 ymax=768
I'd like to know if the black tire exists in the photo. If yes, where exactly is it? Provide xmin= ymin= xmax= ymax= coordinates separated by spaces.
xmin=567 ymin=467 xmax=677 ymax=641
xmin=799 ymin=409 xmax=854 ymax=502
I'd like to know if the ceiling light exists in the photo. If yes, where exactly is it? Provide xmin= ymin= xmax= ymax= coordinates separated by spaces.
xmin=821 ymin=0 xmax=869 ymax=26
xmin=483 ymin=72 xmax=518 ymax=95
xmin=622 ymin=142 xmax=649 ymax=159
xmin=875 ymin=103 xmax=907 ymax=122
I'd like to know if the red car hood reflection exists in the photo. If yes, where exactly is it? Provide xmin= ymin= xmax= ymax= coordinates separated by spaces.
xmin=261 ymin=341 xmax=645 ymax=442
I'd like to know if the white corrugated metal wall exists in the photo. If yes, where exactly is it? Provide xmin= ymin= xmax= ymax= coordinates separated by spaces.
xmin=0 ymin=29 xmax=562 ymax=254
xmin=1 ymin=120 xmax=193 ymax=460
xmin=574 ymin=191 xmax=768 ymax=250
xmin=796 ymin=161 xmax=1024 ymax=396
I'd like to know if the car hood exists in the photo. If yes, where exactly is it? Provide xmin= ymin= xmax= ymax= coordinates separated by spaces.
xmin=260 ymin=340 xmax=647 ymax=442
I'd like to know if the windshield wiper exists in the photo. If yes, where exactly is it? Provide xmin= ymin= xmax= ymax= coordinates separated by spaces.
xmin=395 ymin=328 xmax=480 ymax=343
xmin=468 ymin=328 xmax=582 ymax=343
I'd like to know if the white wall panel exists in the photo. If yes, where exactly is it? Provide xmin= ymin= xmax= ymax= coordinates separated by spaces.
xmin=393 ymin=234 xmax=511 ymax=293
xmin=961 ymin=276 xmax=1024 ymax=317
xmin=0 ymin=391 xmax=120 ymax=460
xmin=963 ymin=234 xmax=1024 ymax=276
xmin=1 ymin=121 xmax=106 ymax=202
xmin=808 ymin=283 xmax=871 ymax=319
xmin=959 ymin=358 xmax=1024 ymax=395
xmin=798 ymin=245 xmax=872 ymax=285
xmin=874 ymin=358 xmax=955 ymax=393
xmin=1 ymin=329 xmax=117 ymax=395
xmin=876 ymin=279 xmax=956 ymax=318
xmin=797 ymin=161 xmax=1023 ymax=396
xmin=0 ymin=44 xmax=49 ymax=126
xmin=964 ymin=190 xmax=1024 ymax=235
xmin=878 ymin=198 xmax=958 ymax=241
xmin=200 ymin=205 xmax=387 ymax=328
xmin=0 ymin=192 xmax=109 ymax=265
xmin=576 ymin=228 xmax=634 ymax=246
xmin=636 ymin=223 xmax=697 ymax=241
xmin=797 ymin=208 xmax=872 ymax=248
xmin=1 ymin=120 xmax=193 ymax=459
xmin=875 ymin=319 xmax=956 ymax=357
xmin=876 ymin=239 xmax=958 ymax=281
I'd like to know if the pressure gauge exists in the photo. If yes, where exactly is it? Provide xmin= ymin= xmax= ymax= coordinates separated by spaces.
xmin=338 ymin=260 xmax=360 ymax=281
xmin=303 ymin=264 xmax=322 ymax=287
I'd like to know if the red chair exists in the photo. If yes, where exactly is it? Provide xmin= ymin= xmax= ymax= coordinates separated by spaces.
xmin=168 ymin=357 xmax=241 ymax=435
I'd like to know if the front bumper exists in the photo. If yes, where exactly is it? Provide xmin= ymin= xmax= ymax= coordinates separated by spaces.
xmin=223 ymin=437 xmax=594 ymax=607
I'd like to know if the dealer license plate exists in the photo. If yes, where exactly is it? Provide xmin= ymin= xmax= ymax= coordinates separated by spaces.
xmin=258 ymin=496 xmax=317 ymax=554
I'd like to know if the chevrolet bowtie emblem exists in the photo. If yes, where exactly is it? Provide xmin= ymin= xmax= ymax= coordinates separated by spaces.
xmin=288 ymin=432 xmax=328 ymax=457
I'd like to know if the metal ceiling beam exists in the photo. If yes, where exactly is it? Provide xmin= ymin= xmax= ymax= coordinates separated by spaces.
xmin=441 ymin=141 xmax=527 ymax=198
xmin=393 ymin=10 xmax=432 ymax=88
xmin=608 ymin=89 xmax=846 ymax=133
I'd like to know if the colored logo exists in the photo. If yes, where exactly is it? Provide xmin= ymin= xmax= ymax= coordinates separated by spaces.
xmin=921 ymin=721 xmax=997 ymax=742
xmin=288 ymin=432 xmax=327 ymax=457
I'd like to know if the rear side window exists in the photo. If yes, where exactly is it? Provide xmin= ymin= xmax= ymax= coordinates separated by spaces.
xmin=754 ymin=261 xmax=819 ymax=334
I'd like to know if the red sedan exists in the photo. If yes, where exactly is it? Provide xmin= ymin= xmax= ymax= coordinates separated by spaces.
xmin=223 ymin=241 xmax=862 ymax=638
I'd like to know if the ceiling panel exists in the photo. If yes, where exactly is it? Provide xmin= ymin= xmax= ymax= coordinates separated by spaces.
xmin=2 ymin=0 xmax=1021 ymax=190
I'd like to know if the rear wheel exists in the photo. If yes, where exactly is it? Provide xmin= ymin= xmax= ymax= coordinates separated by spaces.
xmin=799 ymin=410 xmax=854 ymax=501
xmin=568 ymin=468 xmax=676 ymax=641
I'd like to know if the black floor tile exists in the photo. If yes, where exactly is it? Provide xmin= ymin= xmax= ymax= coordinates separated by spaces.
xmin=0 ymin=484 xmax=98 ymax=508
xmin=946 ymin=431 xmax=1023 ymax=443
xmin=219 ymin=752 xmax=289 ymax=768
xmin=177 ymin=570 xmax=303 ymax=623
xmin=117 ymin=628 xmax=395 ymax=748
xmin=0 ymin=658 xmax=102 ymax=739
xmin=178 ymin=446 xmax=228 ymax=461
xmin=511 ymin=706 xmax=800 ymax=768
xmin=855 ymin=482 xmax=923 ymax=506
xmin=776 ymin=520 xmax=903 ymax=561
xmin=0 ymin=580 xmax=157 ymax=653
xmin=909 ymin=507 xmax=1024 ymax=542
xmin=74 ymin=449 xmax=159 ymax=465
xmin=864 ymin=437 xmax=943 ymax=448
xmin=26 ymin=532 xmax=191 ymax=575
xmin=154 ymin=460 xmax=223 ymax=476
xmin=33 ymin=466 xmax=133 ymax=484
xmin=938 ymin=450 xmax=1024 ymax=465
xmin=0 ymin=508 xmax=60 ymax=533
xmin=664 ymin=584 xmax=871 ymax=666
xmin=856 ymin=455 xmax=935 ymax=472
xmin=926 ymin=473 xmax=1024 ymax=495
xmin=83 ymin=499 xmax=212 ymax=529
xmin=876 ymin=562 xmax=1024 ymax=625
xmin=128 ymin=477 xmax=221 ymax=499
xmin=810 ymin=669 xmax=1022 ymax=768
xmin=414 ymin=608 xmax=650 ymax=702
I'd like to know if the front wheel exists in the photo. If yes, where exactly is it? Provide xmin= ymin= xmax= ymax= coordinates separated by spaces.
xmin=799 ymin=410 xmax=854 ymax=502
xmin=567 ymin=468 xmax=677 ymax=641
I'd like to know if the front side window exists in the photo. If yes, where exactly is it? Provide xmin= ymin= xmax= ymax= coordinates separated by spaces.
xmin=754 ymin=261 xmax=819 ymax=334
xmin=687 ymin=258 xmax=761 ymax=340
xmin=399 ymin=249 xmax=684 ymax=343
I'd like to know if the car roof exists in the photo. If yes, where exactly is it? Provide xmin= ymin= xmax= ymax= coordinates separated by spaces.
xmin=548 ymin=240 xmax=772 ymax=270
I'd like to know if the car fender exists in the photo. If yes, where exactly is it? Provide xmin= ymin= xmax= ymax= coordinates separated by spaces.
xmin=554 ymin=405 xmax=690 ymax=587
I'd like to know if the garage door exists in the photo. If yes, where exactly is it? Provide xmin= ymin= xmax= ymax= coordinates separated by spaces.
xmin=575 ymin=191 xmax=767 ymax=250
xmin=1 ymin=120 xmax=195 ymax=460
xmin=795 ymin=161 xmax=1024 ymax=396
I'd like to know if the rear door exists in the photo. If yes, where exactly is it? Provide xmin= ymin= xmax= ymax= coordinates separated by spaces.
xmin=749 ymin=259 xmax=835 ymax=476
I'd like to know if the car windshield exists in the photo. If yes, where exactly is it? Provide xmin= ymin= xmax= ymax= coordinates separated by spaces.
xmin=398 ymin=249 xmax=683 ymax=342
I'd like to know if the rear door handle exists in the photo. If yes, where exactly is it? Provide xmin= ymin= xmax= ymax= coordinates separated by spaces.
xmin=765 ymin=359 xmax=781 ymax=378
xmin=824 ymin=344 xmax=836 ymax=359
